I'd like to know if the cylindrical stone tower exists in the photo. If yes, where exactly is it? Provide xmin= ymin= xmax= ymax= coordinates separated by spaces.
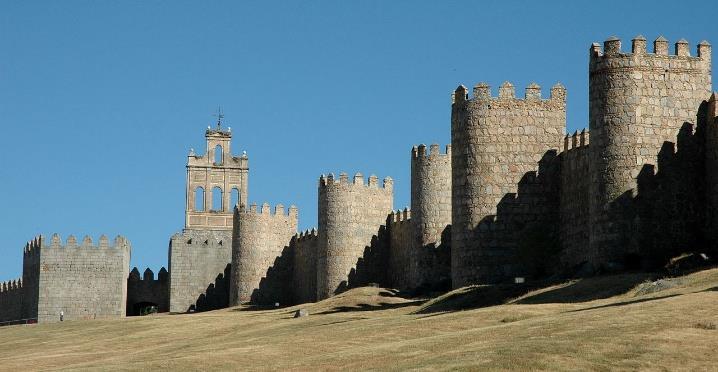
xmin=229 ymin=202 xmax=297 ymax=305
xmin=316 ymin=172 xmax=393 ymax=300
xmin=588 ymin=36 xmax=712 ymax=268
xmin=451 ymin=81 xmax=566 ymax=288
xmin=409 ymin=143 xmax=452 ymax=288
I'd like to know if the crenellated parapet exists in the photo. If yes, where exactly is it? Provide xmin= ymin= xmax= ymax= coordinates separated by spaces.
xmin=319 ymin=172 xmax=393 ymax=192
xmin=452 ymin=81 xmax=566 ymax=112
xmin=128 ymin=267 xmax=169 ymax=282
xmin=295 ymin=228 xmax=318 ymax=242
xmin=317 ymin=171 xmax=394 ymax=300
xmin=38 ymin=233 xmax=131 ymax=251
xmin=590 ymin=35 xmax=710 ymax=65
xmin=388 ymin=207 xmax=411 ymax=225
xmin=230 ymin=202 xmax=298 ymax=305
xmin=0 ymin=278 xmax=22 ymax=294
xmin=23 ymin=236 xmax=43 ymax=257
xmin=563 ymin=129 xmax=590 ymax=152
xmin=412 ymin=143 xmax=451 ymax=159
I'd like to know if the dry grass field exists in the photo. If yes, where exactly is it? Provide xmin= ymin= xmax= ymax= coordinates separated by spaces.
xmin=0 ymin=268 xmax=717 ymax=371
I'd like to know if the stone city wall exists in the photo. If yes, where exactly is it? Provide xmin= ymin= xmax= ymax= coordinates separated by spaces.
xmin=292 ymin=229 xmax=318 ymax=304
xmin=451 ymin=82 xmax=566 ymax=286
xmin=126 ymin=267 xmax=169 ymax=315
xmin=387 ymin=208 xmax=411 ymax=290
xmin=230 ymin=203 xmax=297 ymax=305
xmin=559 ymin=130 xmax=591 ymax=270
xmin=317 ymin=172 xmax=394 ymax=299
xmin=168 ymin=229 xmax=232 ymax=312
xmin=0 ymin=278 xmax=25 ymax=323
xmin=36 ymin=234 xmax=131 ymax=323
xmin=705 ymin=94 xmax=718 ymax=251
xmin=588 ymin=36 xmax=712 ymax=268
xmin=410 ymin=143 xmax=452 ymax=289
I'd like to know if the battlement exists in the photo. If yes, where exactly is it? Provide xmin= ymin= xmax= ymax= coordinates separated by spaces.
xmin=0 ymin=278 xmax=22 ymax=293
xmin=23 ymin=235 xmax=43 ymax=256
xmin=452 ymin=82 xmax=566 ymax=105
xmin=563 ymin=129 xmax=590 ymax=152
xmin=295 ymin=228 xmax=319 ymax=242
xmin=319 ymin=172 xmax=393 ymax=191
xmin=590 ymin=35 xmax=710 ymax=61
xmin=31 ymin=234 xmax=131 ymax=251
xmin=412 ymin=144 xmax=451 ymax=159
xmin=237 ymin=202 xmax=298 ymax=222
xmin=128 ymin=267 xmax=169 ymax=282
xmin=388 ymin=208 xmax=411 ymax=224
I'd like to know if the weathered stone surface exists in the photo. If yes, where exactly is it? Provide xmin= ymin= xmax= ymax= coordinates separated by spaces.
xmin=0 ymin=235 xmax=131 ymax=323
xmin=229 ymin=203 xmax=297 ymax=305
xmin=316 ymin=173 xmax=393 ymax=300
xmin=168 ymin=229 xmax=232 ymax=313
xmin=450 ymin=82 xmax=566 ymax=287
xmin=588 ymin=37 xmax=712 ymax=269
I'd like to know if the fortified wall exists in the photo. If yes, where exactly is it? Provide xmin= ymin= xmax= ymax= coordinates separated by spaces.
xmin=450 ymin=82 xmax=566 ymax=286
xmin=291 ymin=229 xmax=318 ymax=304
xmin=168 ymin=230 xmax=231 ymax=312
xmin=317 ymin=173 xmax=394 ymax=300
xmin=409 ymin=144 xmax=452 ymax=290
xmin=227 ymin=141 xmax=454 ymax=307
xmin=229 ymin=203 xmax=297 ymax=305
xmin=36 ymin=234 xmax=131 ymax=322
xmin=588 ymin=37 xmax=712 ymax=268
xmin=0 ymin=279 xmax=27 ymax=324
xmin=0 ymin=235 xmax=131 ymax=323
xmin=3 ymin=34 xmax=716 ymax=322
xmin=559 ymin=130 xmax=591 ymax=269
xmin=127 ymin=267 xmax=169 ymax=315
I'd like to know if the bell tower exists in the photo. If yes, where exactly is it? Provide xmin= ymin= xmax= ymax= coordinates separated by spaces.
xmin=184 ymin=112 xmax=249 ymax=230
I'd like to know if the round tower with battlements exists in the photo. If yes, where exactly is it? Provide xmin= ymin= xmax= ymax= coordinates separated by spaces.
xmin=229 ymin=203 xmax=298 ymax=305
xmin=316 ymin=172 xmax=393 ymax=300
xmin=588 ymin=36 xmax=712 ymax=268
xmin=451 ymin=81 xmax=566 ymax=288
xmin=409 ymin=143 xmax=452 ymax=288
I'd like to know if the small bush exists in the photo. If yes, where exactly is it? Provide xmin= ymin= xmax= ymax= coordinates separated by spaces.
xmin=500 ymin=316 xmax=520 ymax=323
xmin=693 ymin=321 xmax=717 ymax=330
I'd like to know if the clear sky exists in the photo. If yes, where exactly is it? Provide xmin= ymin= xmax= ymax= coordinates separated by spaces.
xmin=0 ymin=1 xmax=716 ymax=278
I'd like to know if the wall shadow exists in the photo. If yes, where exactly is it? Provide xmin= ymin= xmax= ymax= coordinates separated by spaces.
xmin=464 ymin=150 xmax=562 ymax=284
xmin=192 ymin=264 xmax=231 ymax=312
xmin=347 ymin=226 xmax=391 ymax=290
xmin=250 ymin=245 xmax=294 ymax=306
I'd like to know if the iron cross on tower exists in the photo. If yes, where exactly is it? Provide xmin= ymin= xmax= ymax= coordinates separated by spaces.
xmin=213 ymin=106 xmax=224 ymax=129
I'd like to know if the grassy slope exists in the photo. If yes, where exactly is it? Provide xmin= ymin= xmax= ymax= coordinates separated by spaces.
xmin=0 ymin=270 xmax=716 ymax=371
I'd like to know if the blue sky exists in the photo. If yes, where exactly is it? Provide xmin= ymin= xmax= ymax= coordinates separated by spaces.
xmin=0 ymin=1 xmax=715 ymax=277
